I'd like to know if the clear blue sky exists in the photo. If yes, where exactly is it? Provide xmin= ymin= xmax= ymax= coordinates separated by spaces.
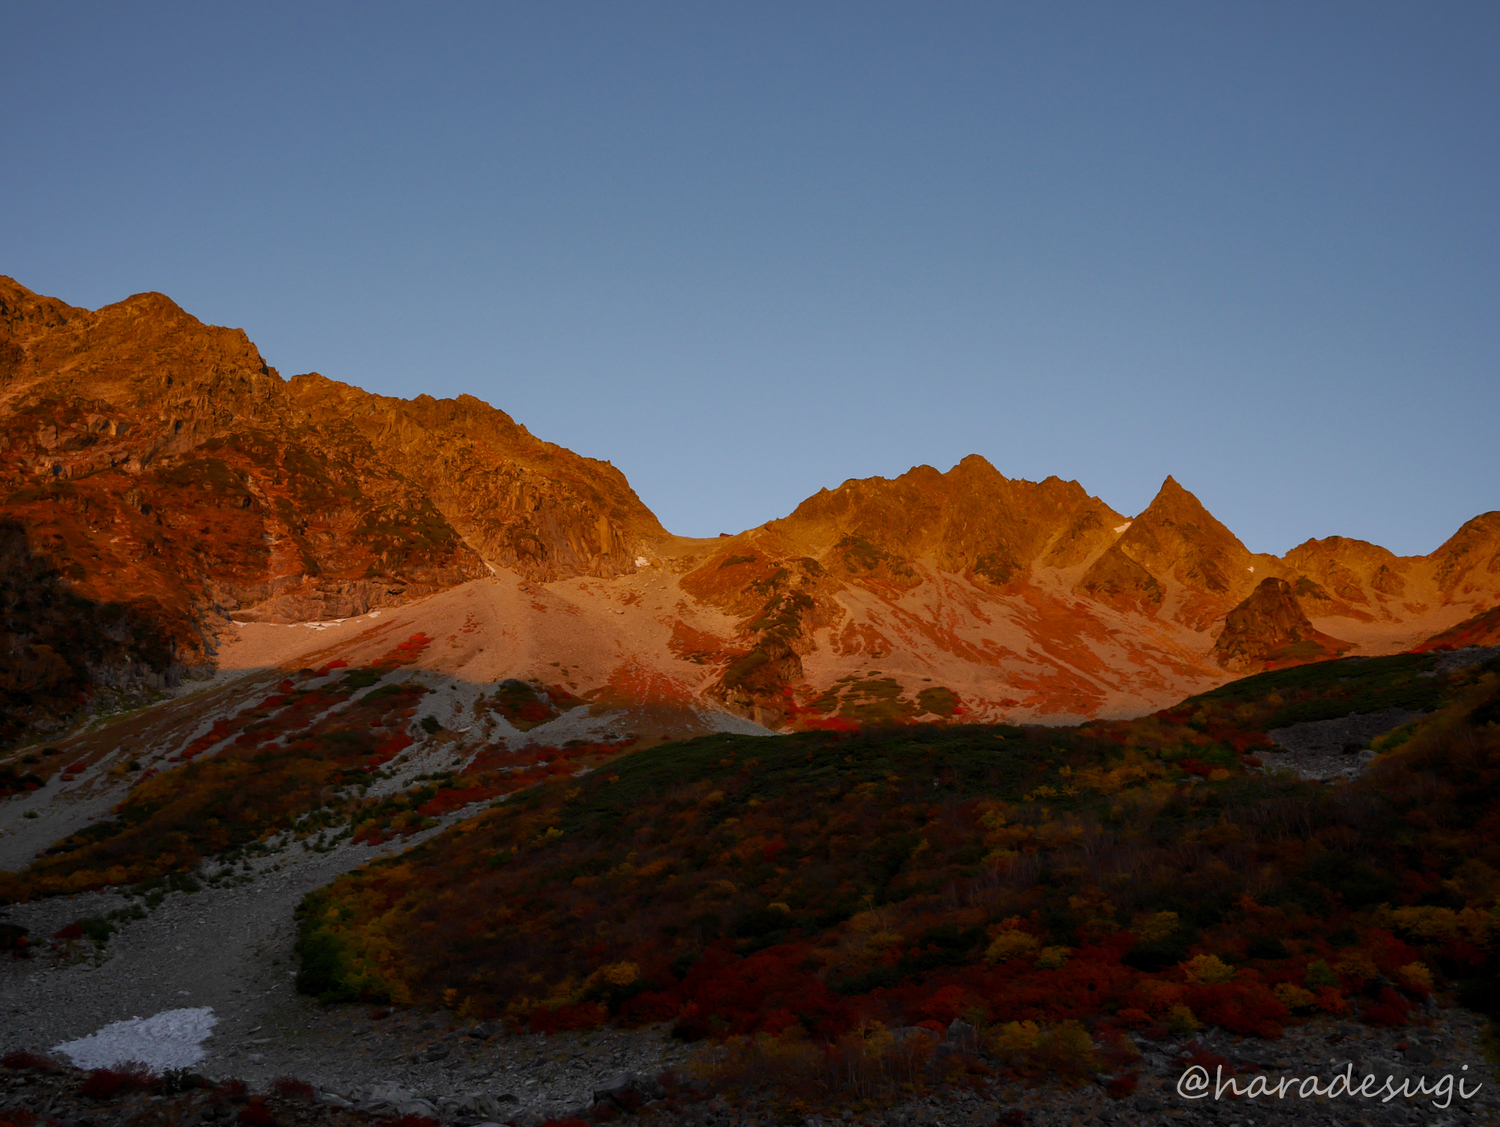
xmin=3 ymin=2 xmax=1496 ymax=556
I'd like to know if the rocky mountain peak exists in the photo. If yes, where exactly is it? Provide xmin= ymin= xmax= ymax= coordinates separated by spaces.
xmin=3 ymin=275 xmax=1499 ymax=748
xmin=1111 ymin=475 xmax=1258 ymax=628
xmin=1212 ymin=576 xmax=1351 ymax=670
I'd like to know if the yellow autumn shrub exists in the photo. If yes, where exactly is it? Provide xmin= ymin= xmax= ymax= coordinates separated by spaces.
xmin=1133 ymin=911 xmax=1179 ymax=943
xmin=1274 ymin=983 xmax=1315 ymax=1011
xmin=985 ymin=930 xmax=1041 ymax=963
xmin=1164 ymin=1003 xmax=1200 ymax=1036
xmin=988 ymin=1020 xmax=1040 ymax=1056
xmin=1397 ymin=962 xmax=1433 ymax=991
xmin=1333 ymin=949 xmax=1379 ymax=980
xmin=1035 ymin=1020 xmax=1098 ymax=1081
xmin=582 ymin=961 xmax=641 ymax=994
xmin=1036 ymin=946 xmax=1071 ymax=969
xmin=1182 ymin=953 xmax=1235 ymax=984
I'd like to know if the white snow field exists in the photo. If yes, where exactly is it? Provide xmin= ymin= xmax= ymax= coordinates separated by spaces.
xmin=54 ymin=1007 xmax=218 ymax=1071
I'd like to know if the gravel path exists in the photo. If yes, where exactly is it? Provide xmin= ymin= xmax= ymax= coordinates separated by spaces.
xmin=0 ymin=809 xmax=698 ymax=1124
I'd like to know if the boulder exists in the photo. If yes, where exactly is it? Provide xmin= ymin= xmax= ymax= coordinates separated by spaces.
xmin=456 ymin=1093 xmax=505 ymax=1120
xmin=946 ymin=1019 xmax=980 ymax=1054
xmin=591 ymin=1072 xmax=666 ymax=1112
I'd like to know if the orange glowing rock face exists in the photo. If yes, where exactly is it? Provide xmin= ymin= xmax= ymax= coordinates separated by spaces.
xmin=3 ymin=272 xmax=1500 ymax=748
xmin=1412 ymin=603 xmax=1500 ymax=652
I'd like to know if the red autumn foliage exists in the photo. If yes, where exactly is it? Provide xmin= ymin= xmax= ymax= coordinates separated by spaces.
xmin=236 ymin=1101 xmax=275 ymax=1127
xmin=1360 ymin=988 xmax=1412 ymax=1027
xmin=526 ymin=1001 xmax=609 ymax=1034
xmin=270 ymin=1077 xmax=315 ymax=1101
xmin=1106 ymin=1071 xmax=1138 ymax=1099
xmin=80 ymin=1066 xmax=157 ymax=1098
xmin=0 ymin=1051 xmax=58 ymax=1072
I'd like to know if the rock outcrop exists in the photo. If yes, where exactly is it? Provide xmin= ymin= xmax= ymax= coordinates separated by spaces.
xmin=282 ymin=374 xmax=667 ymax=581
xmin=772 ymin=454 xmax=1124 ymax=582
xmin=1212 ymin=576 xmax=1351 ymax=671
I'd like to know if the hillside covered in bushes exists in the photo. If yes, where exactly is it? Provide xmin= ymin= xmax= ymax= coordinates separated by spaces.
xmin=292 ymin=649 xmax=1500 ymax=1076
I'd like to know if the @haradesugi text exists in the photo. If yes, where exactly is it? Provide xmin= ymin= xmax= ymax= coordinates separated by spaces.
xmin=1177 ymin=1063 xmax=1482 ymax=1110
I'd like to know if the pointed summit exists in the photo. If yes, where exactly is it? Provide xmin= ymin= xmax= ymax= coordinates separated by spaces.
xmin=1076 ymin=477 xmax=1259 ymax=630
xmin=1137 ymin=475 xmax=1233 ymax=531
xmin=1122 ymin=477 xmax=1256 ymax=627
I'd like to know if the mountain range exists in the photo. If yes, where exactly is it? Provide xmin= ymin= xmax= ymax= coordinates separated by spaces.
xmin=3 ymin=275 xmax=1498 ymax=747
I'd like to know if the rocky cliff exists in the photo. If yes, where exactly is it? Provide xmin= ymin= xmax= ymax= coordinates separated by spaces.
xmin=3 ymin=276 xmax=1498 ymax=745
xmin=0 ymin=277 xmax=664 ymax=738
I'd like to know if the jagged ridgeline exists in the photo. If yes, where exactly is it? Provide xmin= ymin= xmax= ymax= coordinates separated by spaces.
xmin=0 ymin=276 xmax=665 ymax=742
xmin=6 ymin=275 xmax=1500 ymax=748
xmin=292 ymin=651 xmax=1500 ymax=1059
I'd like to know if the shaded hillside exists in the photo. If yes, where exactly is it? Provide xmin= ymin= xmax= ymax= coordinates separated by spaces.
xmin=287 ymin=648 xmax=1500 ymax=1075
xmin=0 ymin=520 xmax=180 ymax=743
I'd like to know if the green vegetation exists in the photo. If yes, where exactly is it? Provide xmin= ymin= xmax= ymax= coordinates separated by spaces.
xmin=1183 ymin=650 xmax=1493 ymax=729
xmin=487 ymin=680 xmax=560 ymax=730
xmin=972 ymin=551 xmax=1022 ymax=587
xmin=352 ymin=498 xmax=464 ymax=561
xmin=291 ymin=651 xmax=1500 ymax=1069
xmin=832 ymin=677 xmax=918 ymax=725
xmin=833 ymin=535 xmax=917 ymax=584
xmin=149 ymin=456 xmax=248 ymax=496
xmin=916 ymin=686 xmax=961 ymax=718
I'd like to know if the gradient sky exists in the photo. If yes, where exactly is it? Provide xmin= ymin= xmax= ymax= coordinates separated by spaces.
xmin=3 ymin=3 xmax=1496 ymax=556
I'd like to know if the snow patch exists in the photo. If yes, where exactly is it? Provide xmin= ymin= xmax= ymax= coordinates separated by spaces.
xmin=54 ymin=1007 xmax=217 ymax=1071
